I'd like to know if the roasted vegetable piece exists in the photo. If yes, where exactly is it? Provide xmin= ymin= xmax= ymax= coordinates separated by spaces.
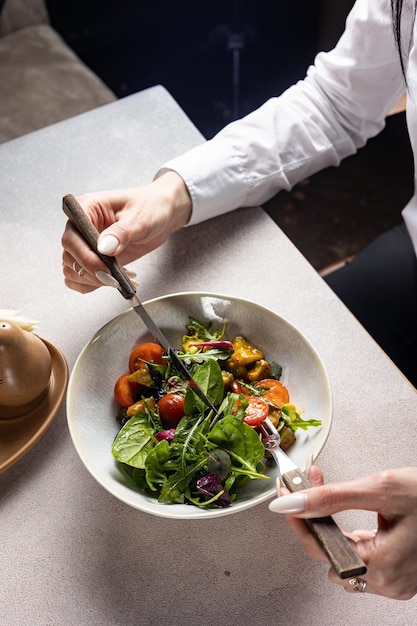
xmin=127 ymin=362 xmax=154 ymax=387
xmin=246 ymin=359 xmax=272 ymax=382
xmin=229 ymin=336 xmax=264 ymax=367
xmin=126 ymin=396 xmax=156 ymax=418
xmin=182 ymin=338 xmax=201 ymax=354
xmin=221 ymin=370 xmax=234 ymax=389
xmin=278 ymin=425 xmax=296 ymax=451
xmin=267 ymin=406 xmax=282 ymax=428
xmin=223 ymin=360 xmax=247 ymax=379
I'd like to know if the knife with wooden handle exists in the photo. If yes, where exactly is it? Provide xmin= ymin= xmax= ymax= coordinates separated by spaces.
xmin=62 ymin=193 xmax=219 ymax=414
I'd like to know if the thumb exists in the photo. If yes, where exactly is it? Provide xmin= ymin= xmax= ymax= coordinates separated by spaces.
xmin=97 ymin=216 xmax=137 ymax=257
xmin=97 ymin=229 xmax=121 ymax=256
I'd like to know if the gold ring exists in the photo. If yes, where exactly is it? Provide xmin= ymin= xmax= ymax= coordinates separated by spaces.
xmin=349 ymin=577 xmax=367 ymax=593
xmin=72 ymin=260 xmax=85 ymax=277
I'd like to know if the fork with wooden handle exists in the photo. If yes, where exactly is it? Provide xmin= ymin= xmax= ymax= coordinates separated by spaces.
xmin=262 ymin=418 xmax=367 ymax=579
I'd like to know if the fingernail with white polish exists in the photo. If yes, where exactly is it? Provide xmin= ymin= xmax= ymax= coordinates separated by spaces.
xmin=268 ymin=493 xmax=307 ymax=514
xmin=97 ymin=234 xmax=119 ymax=255
xmin=95 ymin=270 xmax=120 ymax=289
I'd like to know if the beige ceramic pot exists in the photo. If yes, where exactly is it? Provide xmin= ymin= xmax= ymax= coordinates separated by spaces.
xmin=0 ymin=320 xmax=52 ymax=418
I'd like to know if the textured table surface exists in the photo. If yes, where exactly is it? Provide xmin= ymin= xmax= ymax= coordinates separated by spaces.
xmin=0 ymin=86 xmax=416 ymax=625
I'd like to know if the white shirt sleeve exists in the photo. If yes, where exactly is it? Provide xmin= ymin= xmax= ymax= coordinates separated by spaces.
xmin=159 ymin=0 xmax=407 ymax=226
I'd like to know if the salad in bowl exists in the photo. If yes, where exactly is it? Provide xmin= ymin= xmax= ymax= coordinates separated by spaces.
xmin=111 ymin=316 xmax=322 ymax=509
xmin=67 ymin=292 xmax=332 ymax=519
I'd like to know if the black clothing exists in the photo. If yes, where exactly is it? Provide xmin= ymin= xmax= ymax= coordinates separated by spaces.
xmin=325 ymin=222 xmax=417 ymax=388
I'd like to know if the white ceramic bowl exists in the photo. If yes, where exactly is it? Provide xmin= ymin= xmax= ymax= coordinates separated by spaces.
xmin=67 ymin=292 xmax=332 ymax=519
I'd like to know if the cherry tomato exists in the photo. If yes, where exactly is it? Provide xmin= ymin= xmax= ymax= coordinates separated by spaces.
xmin=157 ymin=393 xmax=185 ymax=428
xmin=255 ymin=379 xmax=290 ymax=407
xmin=129 ymin=342 xmax=165 ymax=372
xmin=114 ymin=373 xmax=141 ymax=408
xmin=233 ymin=395 xmax=269 ymax=427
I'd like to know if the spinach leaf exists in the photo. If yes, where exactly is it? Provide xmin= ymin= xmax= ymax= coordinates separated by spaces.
xmin=183 ymin=358 xmax=224 ymax=415
xmin=207 ymin=448 xmax=232 ymax=481
xmin=111 ymin=415 xmax=156 ymax=468
xmin=270 ymin=361 xmax=283 ymax=379
xmin=208 ymin=415 xmax=268 ymax=480
xmin=144 ymin=439 xmax=171 ymax=491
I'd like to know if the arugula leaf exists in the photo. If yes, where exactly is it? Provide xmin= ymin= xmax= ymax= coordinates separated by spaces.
xmin=179 ymin=347 xmax=233 ymax=365
xmin=282 ymin=403 xmax=322 ymax=431
xmin=176 ymin=414 xmax=209 ymax=472
xmin=158 ymin=457 xmax=207 ymax=504
xmin=184 ymin=317 xmax=226 ymax=343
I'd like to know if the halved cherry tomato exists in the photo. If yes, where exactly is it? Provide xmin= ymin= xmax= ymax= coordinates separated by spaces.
xmin=114 ymin=373 xmax=141 ymax=408
xmin=129 ymin=342 xmax=165 ymax=372
xmin=157 ymin=393 xmax=185 ymax=428
xmin=255 ymin=379 xmax=290 ymax=407
xmin=233 ymin=395 xmax=269 ymax=427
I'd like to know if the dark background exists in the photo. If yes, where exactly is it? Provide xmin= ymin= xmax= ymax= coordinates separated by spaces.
xmin=45 ymin=0 xmax=348 ymax=138
xmin=44 ymin=1 xmax=413 ymax=271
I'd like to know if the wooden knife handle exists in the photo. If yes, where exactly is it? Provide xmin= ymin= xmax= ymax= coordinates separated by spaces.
xmin=282 ymin=468 xmax=367 ymax=579
xmin=62 ymin=194 xmax=136 ymax=300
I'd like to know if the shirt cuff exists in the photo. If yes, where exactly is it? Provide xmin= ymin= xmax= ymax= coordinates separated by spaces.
xmin=156 ymin=136 xmax=250 ymax=226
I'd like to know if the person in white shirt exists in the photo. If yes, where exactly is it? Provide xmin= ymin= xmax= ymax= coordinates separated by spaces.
xmin=62 ymin=0 xmax=417 ymax=600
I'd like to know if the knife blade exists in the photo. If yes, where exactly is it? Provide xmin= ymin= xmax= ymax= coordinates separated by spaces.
xmin=263 ymin=419 xmax=367 ymax=579
xmin=62 ymin=193 xmax=218 ymax=414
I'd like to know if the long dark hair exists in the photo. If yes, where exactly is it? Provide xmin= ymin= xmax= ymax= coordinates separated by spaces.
xmin=391 ymin=0 xmax=406 ymax=77
xmin=391 ymin=0 xmax=417 ymax=83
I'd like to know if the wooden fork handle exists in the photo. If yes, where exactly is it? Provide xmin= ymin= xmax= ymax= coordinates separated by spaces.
xmin=282 ymin=468 xmax=367 ymax=579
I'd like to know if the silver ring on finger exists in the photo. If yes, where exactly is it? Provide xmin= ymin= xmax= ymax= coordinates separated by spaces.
xmin=348 ymin=577 xmax=367 ymax=593
xmin=72 ymin=260 xmax=86 ymax=277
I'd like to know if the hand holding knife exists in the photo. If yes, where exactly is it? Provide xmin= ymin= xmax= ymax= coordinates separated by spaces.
xmin=62 ymin=193 xmax=218 ymax=414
